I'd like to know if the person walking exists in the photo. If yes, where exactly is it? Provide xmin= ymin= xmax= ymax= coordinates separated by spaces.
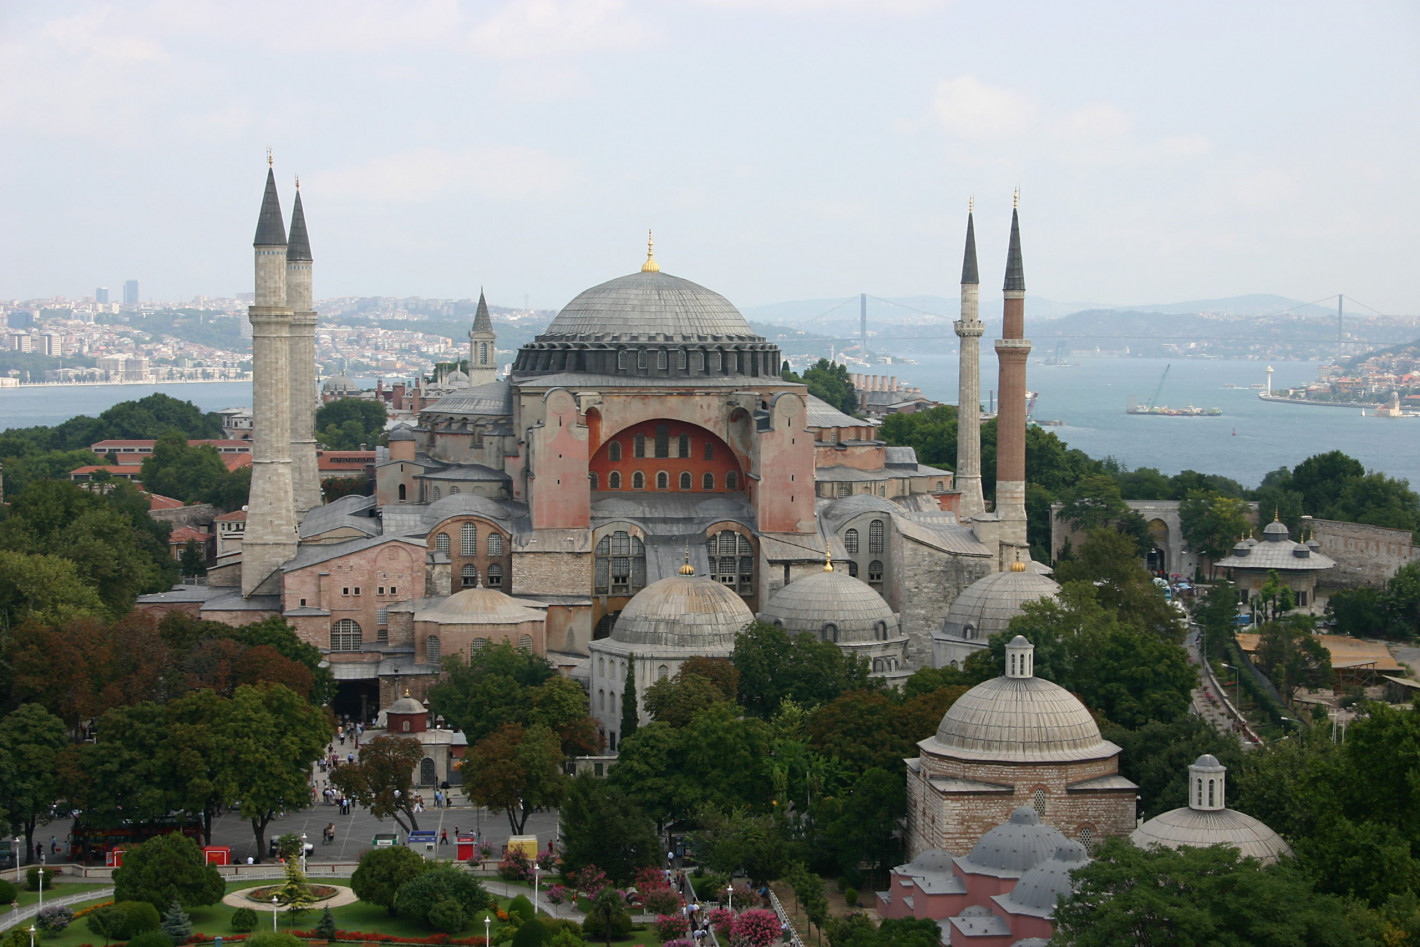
xmin=440 ymin=829 xmax=449 ymax=846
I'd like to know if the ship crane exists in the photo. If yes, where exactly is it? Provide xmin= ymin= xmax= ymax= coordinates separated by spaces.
xmin=1145 ymin=364 xmax=1171 ymax=412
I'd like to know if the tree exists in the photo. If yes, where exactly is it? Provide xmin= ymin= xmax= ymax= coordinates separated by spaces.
xmin=315 ymin=398 xmax=387 ymax=450
xmin=0 ymin=551 xmax=108 ymax=629
xmin=351 ymin=846 xmax=429 ymax=915
xmin=558 ymin=772 xmax=660 ymax=885
xmin=733 ymin=621 xmax=877 ymax=719
xmin=1256 ymin=570 xmax=1297 ymax=623
xmin=461 ymin=723 xmax=566 ymax=834
xmin=112 ymin=833 xmax=225 ymax=910
xmin=237 ymin=617 xmax=336 ymax=706
xmin=1178 ymin=489 xmax=1254 ymax=578
xmin=800 ymin=359 xmax=858 ymax=415
xmin=619 ymin=658 xmax=639 ymax=741
xmin=331 ymin=735 xmax=426 ymax=834
xmin=1290 ymin=450 xmax=1366 ymax=516
xmin=583 ymin=888 xmax=632 ymax=947
xmin=161 ymin=901 xmax=193 ymax=941
xmin=178 ymin=540 xmax=208 ymax=577
xmin=644 ymin=673 xmax=732 ymax=728
xmin=0 ymin=704 xmax=66 ymax=863
xmin=785 ymin=862 xmax=829 ymax=942
xmin=1054 ymin=529 xmax=1182 ymax=642
xmin=828 ymin=767 xmax=906 ymax=883
xmin=1058 ymin=475 xmax=1129 ymax=531
xmin=139 ymin=434 xmax=230 ymax=506
xmin=428 ymin=642 xmax=557 ymax=744
xmin=1052 ymin=836 xmax=1361 ymax=947
xmin=226 ymin=684 xmax=329 ymax=856
xmin=1103 ymin=715 xmax=1245 ymax=819
xmin=1255 ymin=616 xmax=1331 ymax=702
xmin=693 ymin=806 xmax=790 ymax=882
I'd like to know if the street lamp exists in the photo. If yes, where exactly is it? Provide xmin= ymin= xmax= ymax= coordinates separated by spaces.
xmin=534 ymin=864 xmax=540 ymax=916
xmin=272 ymin=895 xmax=279 ymax=931
xmin=1220 ymin=663 xmax=1241 ymax=709
xmin=37 ymin=861 xmax=43 ymax=911
xmin=29 ymin=924 xmax=36 ymax=947
xmin=13 ymin=837 xmax=20 ymax=883
xmin=300 ymin=834 xmax=308 ymax=873
xmin=484 ymin=915 xmax=491 ymax=946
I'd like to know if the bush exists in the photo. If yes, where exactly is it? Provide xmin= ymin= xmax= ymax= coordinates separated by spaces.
xmin=844 ymin=887 xmax=858 ymax=907
xmin=87 ymin=906 xmax=129 ymax=944
xmin=394 ymin=865 xmax=494 ymax=930
xmin=113 ymin=833 xmax=225 ymax=910
xmin=230 ymin=907 xmax=260 ymax=933
xmin=0 ymin=879 xmax=16 ymax=906
xmin=427 ymin=898 xmax=467 ymax=934
xmin=730 ymin=909 xmax=781 ymax=947
xmin=161 ymin=901 xmax=192 ymax=941
xmin=654 ymin=913 xmax=689 ymax=941
xmin=27 ymin=867 xmax=55 ymax=891
xmin=508 ymin=895 xmax=535 ymax=923
xmin=642 ymin=887 xmax=682 ymax=915
xmin=127 ymin=931 xmax=175 ymax=947
xmin=498 ymin=848 xmax=534 ymax=883
xmin=244 ymin=934 xmax=304 ymax=947
xmin=315 ymin=906 xmax=338 ymax=942
xmin=112 ymin=900 xmax=161 ymax=938
xmin=511 ymin=918 xmax=550 ymax=947
xmin=352 ymin=846 xmax=431 ymax=916
xmin=36 ymin=905 xmax=73 ymax=934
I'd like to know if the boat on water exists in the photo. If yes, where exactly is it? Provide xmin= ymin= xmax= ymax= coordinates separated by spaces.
xmin=1126 ymin=403 xmax=1223 ymax=417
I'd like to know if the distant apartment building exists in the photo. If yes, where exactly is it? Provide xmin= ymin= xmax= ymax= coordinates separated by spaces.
xmin=6 ymin=310 xmax=35 ymax=330
xmin=96 ymin=287 xmax=109 ymax=304
xmin=123 ymin=280 xmax=140 ymax=306
xmin=95 ymin=355 xmax=151 ymax=381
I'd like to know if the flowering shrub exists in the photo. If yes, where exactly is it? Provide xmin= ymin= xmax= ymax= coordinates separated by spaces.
xmin=709 ymin=907 xmax=735 ymax=939
xmin=73 ymin=902 xmax=115 ymax=920
xmin=729 ymin=908 xmax=780 ymax=947
xmin=286 ymin=931 xmax=489 ymax=946
xmin=654 ymin=913 xmax=689 ymax=941
xmin=635 ymin=867 xmax=670 ymax=893
xmin=663 ymin=940 xmax=697 ymax=947
xmin=535 ymin=843 xmax=559 ymax=872
xmin=641 ymin=887 xmax=682 ymax=915
xmin=545 ymin=884 xmax=567 ymax=906
xmin=37 ymin=905 xmax=74 ymax=933
xmin=566 ymin=865 xmax=608 ymax=901
xmin=496 ymin=847 xmax=532 ymax=882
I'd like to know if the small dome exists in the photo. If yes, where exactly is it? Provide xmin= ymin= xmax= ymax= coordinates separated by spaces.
xmin=940 ymin=568 xmax=1060 ymax=642
xmin=322 ymin=373 xmax=358 ymax=393
xmin=417 ymin=587 xmax=544 ymax=625
xmin=611 ymin=573 xmax=755 ymax=649
xmin=760 ymin=567 xmax=897 ymax=643
xmin=1000 ymin=840 xmax=1089 ymax=915
xmin=388 ymin=425 xmax=416 ymax=442
xmin=388 ymin=692 xmax=425 ymax=715
xmin=1262 ymin=520 xmax=1290 ymax=541
xmin=542 ymin=270 xmax=758 ymax=343
xmin=900 ymin=849 xmax=956 ymax=875
xmin=964 ymin=807 xmax=1068 ymax=874
xmin=1131 ymin=809 xmax=1292 ymax=865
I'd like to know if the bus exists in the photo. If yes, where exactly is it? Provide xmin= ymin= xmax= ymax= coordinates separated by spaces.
xmin=69 ymin=817 xmax=203 ymax=864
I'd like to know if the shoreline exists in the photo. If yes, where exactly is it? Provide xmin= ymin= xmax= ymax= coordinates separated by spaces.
xmin=0 ymin=377 xmax=251 ymax=390
xmin=1256 ymin=392 xmax=1373 ymax=409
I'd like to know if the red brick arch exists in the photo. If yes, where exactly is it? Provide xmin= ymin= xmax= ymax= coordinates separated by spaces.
xmin=590 ymin=419 xmax=744 ymax=494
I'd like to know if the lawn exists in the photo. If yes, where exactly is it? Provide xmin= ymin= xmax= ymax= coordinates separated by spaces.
xmin=8 ymin=882 xmax=112 ymax=910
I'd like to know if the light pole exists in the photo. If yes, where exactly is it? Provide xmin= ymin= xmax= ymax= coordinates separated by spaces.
xmin=484 ymin=915 xmax=491 ymax=946
xmin=300 ymin=834 xmax=308 ymax=873
xmin=534 ymin=864 xmax=540 ymax=916
xmin=37 ymin=861 xmax=43 ymax=911
xmin=272 ymin=895 xmax=279 ymax=931
xmin=29 ymin=924 xmax=36 ymax=947
xmin=13 ymin=837 xmax=20 ymax=883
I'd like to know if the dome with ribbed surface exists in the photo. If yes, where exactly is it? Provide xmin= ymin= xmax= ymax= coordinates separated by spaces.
xmin=940 ymin=568 xmax=1060 ymax=642
xmin=1131 ymin=808 xmax=1292 ymax=864
xmin=997 ymin=840 xmax=1089 ymax=916
xmin=760 ymin=568 xmax=897 ymax=643
xmin=961 ymin=807 xmax=1066 ymax=875
xmin=417 ymin=588 xmax=544 ymax=626
xmin=542 ymin=270 xmax=758 ymax=342
xmin=612 ymin=573 xmax=754 ymax=649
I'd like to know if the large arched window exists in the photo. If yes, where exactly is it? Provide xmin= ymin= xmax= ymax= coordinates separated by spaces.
xmin=680 ymin=472 xmax=692 ymax=490
xmin=471 ymin=638 xmax=488 ymax=657
xmin=435 ymin=532 xmax=450 ymax=554
xmin=656 ymin=350 xmax=668 ymax=371
xmin=609 ymin=441 xmax=622 ymax=462
xmin=519 ymin=634 xmax=534 ymax=653
xmin=847 ymin=560 xmax=859 ymax=577
xmin=331 ymin=619 xmax=362 ymax=651
xmin=427 ymin=635 xmax=441 ymax=663
xmin=461 ymin=522 xmax=477 ymax=556
xmin=461 ymin=564 xmax=478 ymax=588
xmin=703 ymin=472 xmax=715 ymax=490
xmin=678 ymin=434 xmax=690 ymax=457
xmin=707 ymin=530 xmax=754 ymax=594
xmin=632 ymin=471 xmax=645 ymax=489
xmin=487 ymin=563 xmax=503 ymax=587
xmin=609 ymin=471 xmax=622 ymax=489
xmin=589 ymin=471 xmax=599 ymax=490
xmin=869 ymin=519 xmax=885 ymax=554
xmin=487 ymin=533 xmax=503 ymax=557
xmin=726 ymin=471 xmax=739 ymax=490
xmin=654 ymin=425 xmax=670 ymax=458
xmin=656 ymin=471 xmax=669 ymax=490
xmin=844 ymin=529 xmax=859 ymax=554
xmin=595 ymin=532 xmax=646 ymax=595
xmin=634 ymin=434 xmax=646 ymax=458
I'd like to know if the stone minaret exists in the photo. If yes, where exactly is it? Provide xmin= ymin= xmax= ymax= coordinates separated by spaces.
xmin=953 ymin=201 xmax=986 ymax=519
xmin=287 ymin=183 xmax=321 ymax=517
xmin=466 ymin=289 xmax=497 ymax=387
xmin=994 ymin=192 xmax=1031 ymax=556
xmin=243 ymin=159 xmax=299 ymax=597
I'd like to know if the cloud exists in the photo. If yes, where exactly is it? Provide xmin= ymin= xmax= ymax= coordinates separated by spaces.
xmin=468 ymin=0 xmax=657 ymax=60
xmin=494 ymin=62 xmax=594 ymax=104
xmin=929 ymin=76 xmax=1037 ymax=141
xmin=318 ymin=146 xmax=577 ymax=203
xmin=695 ymin=0 xmax=944 ymax=13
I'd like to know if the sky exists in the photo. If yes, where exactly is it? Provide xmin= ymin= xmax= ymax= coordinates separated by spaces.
xmin=3 ymin=0 xmax=1418 ymax=315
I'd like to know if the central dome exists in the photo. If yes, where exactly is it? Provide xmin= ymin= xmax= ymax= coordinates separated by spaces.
xmin=543 ymin=270 xmax=758 ymax=343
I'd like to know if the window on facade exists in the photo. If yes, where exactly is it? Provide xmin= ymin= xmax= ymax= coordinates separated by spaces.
xmin=704 ymin=441 xmax=714 ymax=460
xmin=656 ymin=471 xmax=669 ymax=489
xmin=461 ymin=522 xmax=477 ymax=556
xmin=609 ymin=471 xmax=622 ymax=489
xmin=680 ymin=472 xmax=692 ymax=490
xmin=331 ymin=619 xmax=362 ymax=651
xmin=435 ymin=532 xmax=450 ymax=553
xmin=836 ymin=482 xmax=850 ymax=497
xmin=450 ymin=486 xmax=460 ymax=495
xmin=726 ymin=471 xmax=739 ymax=490
xmin=657 ymin=350 xmax=668 ymax=371
xmin=519 ymin=634 xmax=534 ymax=653
xmin=595 ymin=531 xmax=647 ymax=595
xmin=589 ymin=471 xmax=599 ymax=490
xmin=594 ymin=613 xmax=617 ymax=640
xmin=427 ymin=636 xmax=441 ymax=663
xmin=868 ymin=560 xmax=884 ymax=585
xmin=637 ymin=350 xmax=648 ymax=372
xmin=847 ymin=560 xmax=859 ymax=577
xmin=609 ymin=441 xmax=622 ymax=461
xmin=709 ymin=351 xmax=722 ymax=373
xmin=658 ymin=665 xmax=669 ymax=680
xmin=377 ymin=625 xmax=388 ymax=643
xmin=633 ymin=471 xmax=645 ymax=489
xmin=634 ymin=434 xmax=646 ymax=458
xmin=461 ymin=564 xmax=478 ymax=588
xmin=618 ymin=350 xmax=629 ymax=372
xmin=471 ymin=638 xmax=488 ymax=656
xmin=377 ymin=607 xmax=389 ymax=625
xmin=707 ymin=530 xmax=754 ymax=594
xmin=678 ymin=434 xmax=690 ymax=457
xmin=487 ymin=533 xmax=503 ymax=557
xmin=844 ymin=528 xmax=859 ymax=554
xmin=398 ymin=484 xmax=407 ymax=500
xmin=823 ymin=623 xmax=839 ymax=642
xmin=677 ymin=350 xmax=688 ymax=372
xmin=869 ymin=519 xmax=885 ymax=554
xmin=703 ymin=472 xmax=715 ymax=490
xmin=487 ymin=563 xmax=503 ymax=587
xmin=654 ymin=425 xmax=669 ymax=458
xmin=875 ymin=621 xmax=887 ymax=641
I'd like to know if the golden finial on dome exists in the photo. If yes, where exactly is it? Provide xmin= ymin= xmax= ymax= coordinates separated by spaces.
xmin=1013 ymin=186 xmax=1019 ymax=209
xmin=679 ymin=545 xmax=694 ymax=576
xmin=642 ymin=230 xmax=660 ymax=273
xmin=294 ymin=174 xmax=300 ymax=189
xmin=267 ymin=147 xmax=273 ymax=167
xmin=403 ymin=688 xmax=411 ymax=697
xmin=1274 ymin=507 xmax=1280 ymax=522
xmin=824 ymin=549 xmax=834 ymax=573
xmin=1010 ymin=559 xmax=1027 ymax=573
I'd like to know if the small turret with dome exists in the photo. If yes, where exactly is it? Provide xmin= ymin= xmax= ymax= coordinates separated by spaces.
xmin=1131 ymin=754 xmax=1292 ymax=864
xmin=386 ymin=689 xmax=428 ymax=733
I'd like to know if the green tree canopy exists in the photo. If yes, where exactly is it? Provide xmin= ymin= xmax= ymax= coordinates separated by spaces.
xmin=315 ymin=398 xmax=387 ymax=450
xmin=331 ymin=735 xmax=427 ymax=834
xmin=427 ymin=642 xmax=561 ymax=744
xmin=796 ymin=359 xmax=858 ymax=415
xmin=111 ymin=832 xmax=225 ymax=910
xmin=733 ymin=621 xmax=877 ymax=719
xmin=460 ymin=723 xmax=566 ymax=834
xmin=558 ymin=772 xmax=660 ymax=885
xmin=0 ymin=703 xmax=66 ymax=863
xmin=351 ymin=845 xmax=430 ymax=915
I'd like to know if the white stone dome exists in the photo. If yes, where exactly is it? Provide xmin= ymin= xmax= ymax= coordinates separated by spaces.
xmin=611 ymin=573 xmax=754 ymax=649
xmin=1131 ymin=754 xmax=1292 ymax=864
xmin=932 ymin=637 xmax=1115 ymax=763
xmin=542 ymin=270 xmax=757 ymax=343
xmin=940 ymin=565 xmax=1060 ymax=642
xmin=760 ymin=565 xmax=897 ymax=643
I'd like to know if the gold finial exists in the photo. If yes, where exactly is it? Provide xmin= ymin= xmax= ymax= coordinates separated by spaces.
xmin=1013 ymin=186 xmax=1019 ymax=209
xmin=294 ymin=174 xmax=300 ymax=189
xmin=267 ymin=147 xmax=273 ymax=167
xmin=679 ymin=545 xmax=694 ymax=576
xmin=824 ymin=549 xmax=834 ymax=573
xmin=1009 ymin=547 xmax=1026 ymax=572
xmin=403 ymin=687 xmax=411 ymax=697
xmin=968 ymin=195 xmax=974 ymax=215
xmin=641 ymin=230 xmax=660 ymax=273
xmin=1274 ymin=507 xmax=1280 ymax=522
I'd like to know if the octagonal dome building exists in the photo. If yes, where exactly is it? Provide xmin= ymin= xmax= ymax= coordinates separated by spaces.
xmin=1131 ymin=754 xmax=1292 ymax=864
xmin=906 ymin=636 xmax=1137 ymax=858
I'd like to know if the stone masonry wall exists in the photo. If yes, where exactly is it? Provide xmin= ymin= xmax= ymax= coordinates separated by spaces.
xmin=895 ymin=535 xmax=992 ymax=667
xmin=1310 ymin=517 xmax=1420 ymax=589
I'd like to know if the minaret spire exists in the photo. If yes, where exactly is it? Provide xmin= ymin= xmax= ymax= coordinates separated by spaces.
xmin=287 ymin=184 xmax=320 ymax=517
xmin=994 ymin=194 xmax=1032 ymax=560
xmin=953 ymin=199 xmax=986 ymax=518
xmin=467 ymin=287 xmax=497 ymax=386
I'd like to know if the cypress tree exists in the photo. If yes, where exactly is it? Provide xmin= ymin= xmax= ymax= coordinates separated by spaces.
xmin=620 ymin=657 xmax=639 ymax=742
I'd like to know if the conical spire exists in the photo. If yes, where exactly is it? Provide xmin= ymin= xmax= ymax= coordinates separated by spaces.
xmin=472 ymin=288 xmax=493 ymax=334
xmin=253 ymin=166 xmax=287 ymax=247
xmin=1003 ymin=201 xmax=1025 ymax=292
xmin=961 ymin=201 xmax=979 ymax=286
xmin=286 ymin=186 xmax=312 ymax=262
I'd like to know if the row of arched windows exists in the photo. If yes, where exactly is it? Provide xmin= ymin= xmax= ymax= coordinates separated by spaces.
xmin=707 ymin=530 xmax=754 ymax=594
xmin=595 ymin=531 xmax=646 ymax=595
xmin=592 ymin=470 xmax=737 ymax=491
xmin=434 ymin=527 xmax=504 ymax=557
xmin=460 ymin=563 xmax=503 ymax=587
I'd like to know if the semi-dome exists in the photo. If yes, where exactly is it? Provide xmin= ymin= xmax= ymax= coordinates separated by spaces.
xmin=1131 ymin=754 xmax=1292 ymax=864
xmin=997 ymin=840 xmax=1089 ymax=916
xmin=611 ymin=572 xmax=755 ymax=649
xmin=940 ymin=565 xmax=1060 ymax=642
xmin=760 ymin=563 xmax=897 ymax=643
xmin=962 ymin=806 xmax=1068 ymax=875
xmin=932 ymin=637 xmax=1116 ymax=763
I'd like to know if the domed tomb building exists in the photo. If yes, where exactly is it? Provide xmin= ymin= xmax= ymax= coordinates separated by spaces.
xmin=588 ymin=560 xmax=754 ymax=748
xmin=906 ymin=636 xmax=1136 ymax=857
xmin=933 ymin=559 xmax=1060 ymax=669
xmin=1132 ymin=754 xmax=1292 ymax=864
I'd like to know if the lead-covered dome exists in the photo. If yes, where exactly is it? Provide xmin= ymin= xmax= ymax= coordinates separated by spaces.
xmin=997 ymin=840 xmax=1089 ymax=916
xmin=940 ymin=564 xmax=1060 ymax=642
xmin=760 ymin=566 xmax=897 ymax=643
xmin=611 ymin=572 xmax=755 ymax=649
xmin=1131 ymin=754 xmax=1292 ymax=864
xmin=543 ymin=270 xmax=758 ymax=343
xmin=962 ymin=807 xmax=1068 ymax=875
xmin=931 ymin=636 xmax=1116 ymax=763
